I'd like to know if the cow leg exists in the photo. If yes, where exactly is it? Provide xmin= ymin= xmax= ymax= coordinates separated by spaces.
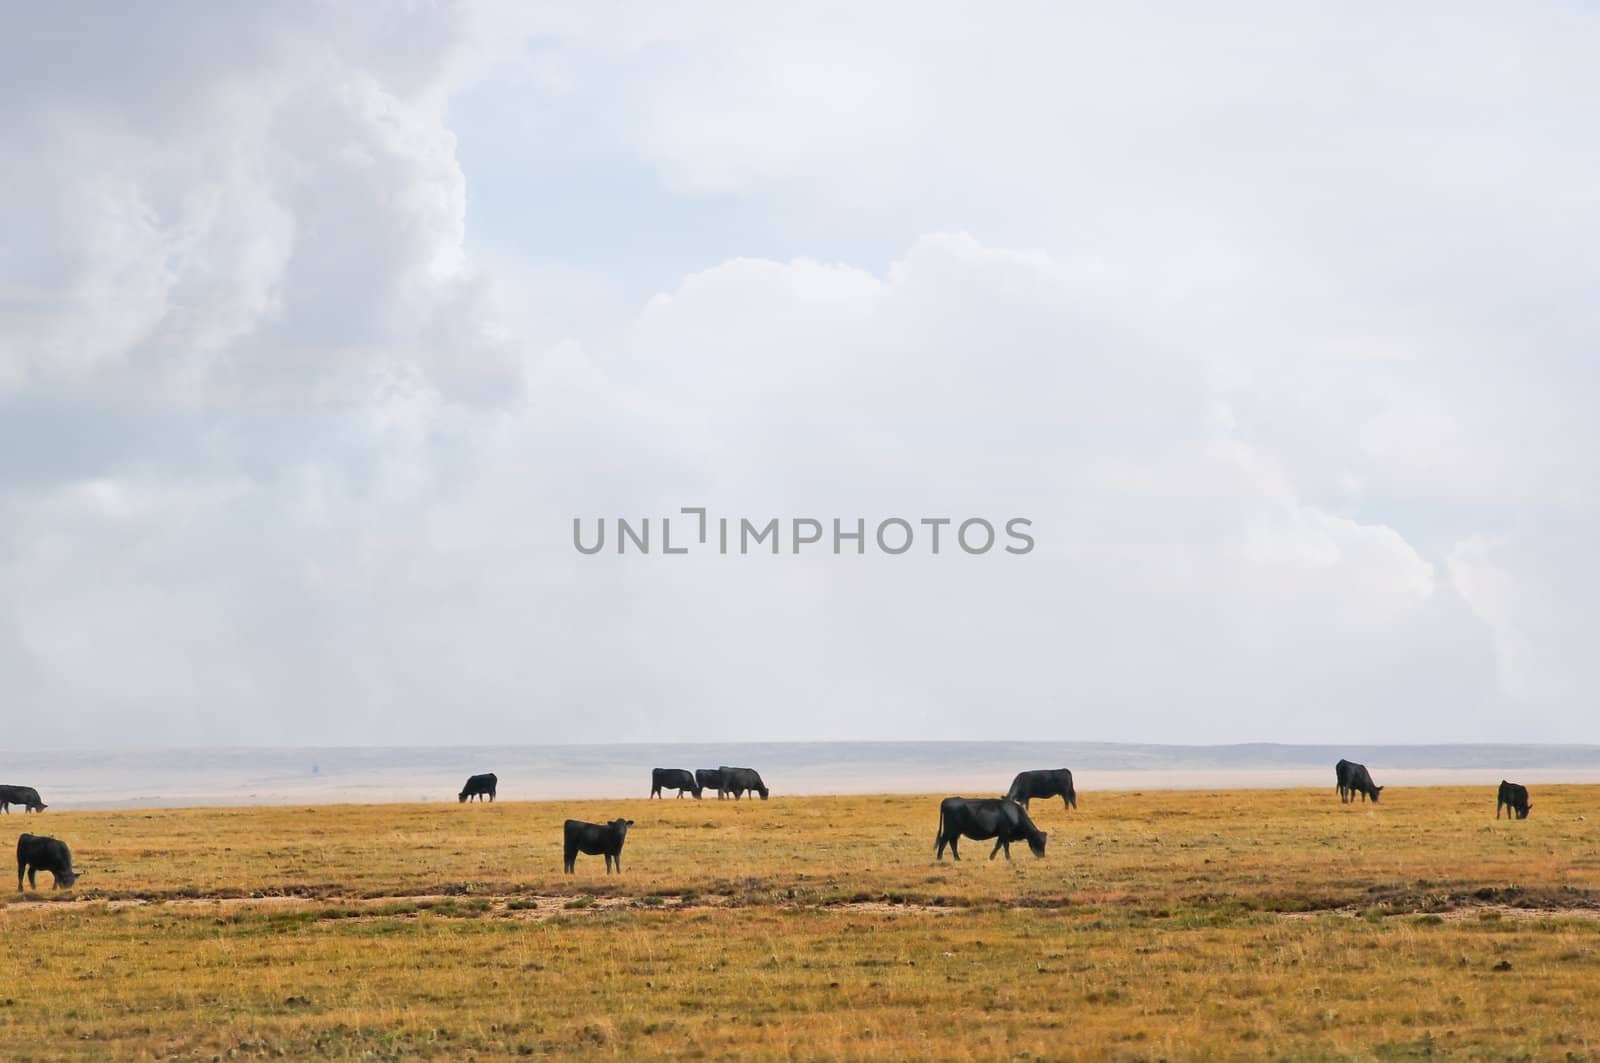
xmin=1061 ymin=795 xmax=1071 ymax=812
xmin=990 ymin=839 xmax=1003 ymax=860
xmin=949 ymin=837 xmax=960 ymax=861
xmin=935 ymin=834 xmax=946 ymax=860
xmin=28 ymin=867 xmax=36 ymax=889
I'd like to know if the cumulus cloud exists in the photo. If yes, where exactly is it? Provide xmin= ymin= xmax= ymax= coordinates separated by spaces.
xmin=0 ymin=4 xmax=1594 ymax=747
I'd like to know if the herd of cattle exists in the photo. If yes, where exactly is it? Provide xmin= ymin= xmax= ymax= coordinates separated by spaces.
xmin=3 ymin=759 xmax=1538 ymax=888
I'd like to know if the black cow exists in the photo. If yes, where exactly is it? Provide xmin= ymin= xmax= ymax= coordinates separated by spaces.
xmin=563 ymin=818 xmax=634 ymax=873
xmin=650 ymin=768 xmax=701 ymax=799
xmin=458 ymin=773 xmax=497 ymax=803
xmin=717 ymin=766 xmax=769 ymax=801
xmin=1497 ymin=780 xmax=1531 ymax=820
xmin=1335 ymin=759 xmax=1383 ymax=804
xmin=696 ymin=769 xmax=724 ymax=798
xmin=0 ymin=785 xmax=47 ymax=813
xmin=1006 ymin=769 xmax=1077 ymax=812
xmin=935 ymin=797 xmax=1047 ymax=861
xmin=17 ymin=833 xmax=80 ymax=890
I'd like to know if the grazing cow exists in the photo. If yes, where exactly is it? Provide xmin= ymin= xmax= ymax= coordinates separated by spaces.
xmin=696 ymin=769 xmax=724 ymax=798
xmin=0 ymin=785 xmax=46 ymax=813
xmin=1335 ymin=759 xmax=1383 ymax=804
xmin=1497 ymin=780 xmax=1531 ymax=820
xmin=563 ymin=818 xmax=634 ymax=873
xmin=650 ymin=768 xmax=702 ymax=799
xmin=458 ymin=773 xmax=498 ymax=803
xmin=717 ymin=766 xmax=769 ymax=801
xmin=17 ymin=833 xmax=80 ymax=890
xmin=935 ymin=797 xmax=1047 ymax=861
xmin=1006 ymin=769 xmax=1077 ymax=812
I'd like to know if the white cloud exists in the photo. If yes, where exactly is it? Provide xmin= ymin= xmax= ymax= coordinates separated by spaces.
xmin=0 ymin=5 xmax=1594 ymax=747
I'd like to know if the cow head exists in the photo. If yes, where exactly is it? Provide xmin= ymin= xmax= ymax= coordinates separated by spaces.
xmin=1372 ymin=785 xmax=1384 ymax=803
xmin=458 ymin=792 xmax=468 ymax=803
xmin=57 ymin=869 xmax=81 ymax=888
xmin=1520 ymin=803 xmax=1532 ymax=819
xmin=757 ymin=786 xmax=770 ymax=801
xmin=1028 ymin=832 xmax=1047 ymax=858
xmin=32 ymin=803 xmax=47 ymax=812
xmin=611 ymin=818 xmax=635 ymax=836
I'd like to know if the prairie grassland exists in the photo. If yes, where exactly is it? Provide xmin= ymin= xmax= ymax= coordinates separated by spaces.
xmin=2 ymin=786 xmax=1598 ymax=1060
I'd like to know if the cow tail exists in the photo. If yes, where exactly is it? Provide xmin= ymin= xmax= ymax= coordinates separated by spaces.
xmin=934 ymin=805 xmax=944 ymax=855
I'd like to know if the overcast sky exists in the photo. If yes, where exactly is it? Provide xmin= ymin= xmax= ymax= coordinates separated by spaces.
xmin=2 ymin=4 xmax=1596 ymax=748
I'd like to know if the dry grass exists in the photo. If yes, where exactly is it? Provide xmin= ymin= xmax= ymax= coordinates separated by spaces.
xmin=2 ymin=786 xmax=1599 ymax=1059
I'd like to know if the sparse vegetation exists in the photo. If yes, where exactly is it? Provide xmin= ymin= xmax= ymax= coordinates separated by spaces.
xmin=3 ymin=786 xmax=1599 ymax=1059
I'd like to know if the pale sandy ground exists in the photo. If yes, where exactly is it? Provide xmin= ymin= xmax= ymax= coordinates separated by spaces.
xmin=31 ymin=766 xmax=1600 ymax=811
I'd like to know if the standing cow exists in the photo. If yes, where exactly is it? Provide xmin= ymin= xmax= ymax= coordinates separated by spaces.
xmin=1497 ymin=780 xmax=1531 ymax=820
xmin=650 ymin=768 xmax=702 ymax=799
xmin=1006 ymin=769 xmax=1076 ymax=812
xmin=458 ymin=773 xmax=498 ymax=803
xmin=696 ymin=769 xmax=724 ymax=798
xmin=17 ymin=833 xmax=80 ymax=890
xmin=1335 ymin=759 xmax=1383 ymax=804
xmin=935 ymin=797 xmax=1047 ymax=861
xmin=0 ymin=785 xmax=47 ymax=813
xmin=563 ymin=818 xmax=633 ymax=873
xmin=717 ymin=766 xmax=769 ymax=801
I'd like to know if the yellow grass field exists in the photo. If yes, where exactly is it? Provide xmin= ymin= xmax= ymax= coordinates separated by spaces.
xmin=2 ymin=786 xmax=1599 ymax=1060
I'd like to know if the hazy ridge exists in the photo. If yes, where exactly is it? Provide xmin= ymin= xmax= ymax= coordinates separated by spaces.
xmin=6 ymin=741 xmax=1600 ymax=810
